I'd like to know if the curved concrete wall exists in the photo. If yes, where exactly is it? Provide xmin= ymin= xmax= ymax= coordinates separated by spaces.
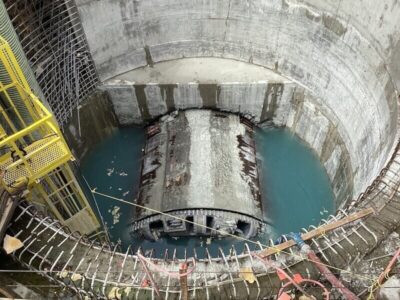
xmin=76 ymin=0 xmax=400 ymax=199
xmin=102 ymin=74 xmax=353 ymax=205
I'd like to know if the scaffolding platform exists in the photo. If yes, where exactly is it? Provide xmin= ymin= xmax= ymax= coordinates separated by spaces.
xmin=0 ymin=136 xmax=71 ymax=187
xmin=0 ymin=36 xmax=99 ymax=235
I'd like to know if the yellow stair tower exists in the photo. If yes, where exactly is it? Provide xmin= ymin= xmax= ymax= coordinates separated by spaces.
xmin=0 ymin=36 xmax=99 ymax=235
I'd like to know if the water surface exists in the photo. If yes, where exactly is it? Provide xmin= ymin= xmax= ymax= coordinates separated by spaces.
xmin=80 ymin=126 xmax=334 ymax=257
xmin=80 ymin=127 xmax=145 ymax=247
xmin=255 ymin=127 xmax=334 ymax=237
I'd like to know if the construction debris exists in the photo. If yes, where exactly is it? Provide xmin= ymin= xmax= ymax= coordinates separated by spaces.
xmin=3 ymin=234 xmax=23 ymax=254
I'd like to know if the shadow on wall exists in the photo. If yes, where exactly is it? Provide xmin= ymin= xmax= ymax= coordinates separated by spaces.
xmin=102 ymin=78 xmax=354 ymax=207
xmin=63 ymin=90 xmax=119 ymax=162
xmin=76 ymin=0 xmax=399 ymax=202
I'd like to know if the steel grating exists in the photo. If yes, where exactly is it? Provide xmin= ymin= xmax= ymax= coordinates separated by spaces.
xmin=0 ymin=137 xmax=71 ymax=186
xmin=3 ymin=0 xmax=99 ymax=125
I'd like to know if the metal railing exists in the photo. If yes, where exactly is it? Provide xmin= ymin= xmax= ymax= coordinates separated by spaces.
xmin=0 ymin=35 xmax=99 ymax=235
xmin=0 ymin=36 xmax=72 ymax=189
xmin=3 ymin=0 xmax=99 ymax=125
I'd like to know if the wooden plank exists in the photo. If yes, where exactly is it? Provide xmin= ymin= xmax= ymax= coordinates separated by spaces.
xmin=259 ymin=207 xmax=375 ymax=258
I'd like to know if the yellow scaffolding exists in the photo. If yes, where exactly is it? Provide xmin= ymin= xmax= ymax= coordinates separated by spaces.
xmin=0 ymin=36 xmax=99 ymax=235
xmin=33 ymin=164 xmax=100 ymax=235
xmin=0 ymin=84 xmax=73 ymax=189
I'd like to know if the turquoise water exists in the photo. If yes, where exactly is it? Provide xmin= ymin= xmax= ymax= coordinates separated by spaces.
xmin=79 ymin=127 xmax=246 ymax=257
xmin=255 ymin=127 xmax=334 ymax=236
xmin=79 ymin=127 xmax=145 ymax=247
xmin=79 ymin=126 xmax=334 ymax=257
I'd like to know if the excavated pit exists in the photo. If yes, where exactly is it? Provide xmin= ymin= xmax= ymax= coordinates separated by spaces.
xmin=74 ymin=0 xmax=399 ymax=209
xmin=1 ymin=0 xmax=400 ymax=298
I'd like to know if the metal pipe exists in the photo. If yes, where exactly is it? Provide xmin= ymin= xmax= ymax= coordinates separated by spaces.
xmin=307 ymin=250 xmax=360 ymax=300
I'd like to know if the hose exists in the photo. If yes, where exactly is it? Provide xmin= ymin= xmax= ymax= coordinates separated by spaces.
xmin=286 ymin=232 xmax=360 ymax=300
xmin=137 ymin=253 xmax=196 ymax=278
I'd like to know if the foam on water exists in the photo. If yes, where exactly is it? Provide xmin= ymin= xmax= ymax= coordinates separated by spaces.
xmin=79 ymin=127 xmax=145 ymax=247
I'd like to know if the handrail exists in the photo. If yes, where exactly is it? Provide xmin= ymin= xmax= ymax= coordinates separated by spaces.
xmin=0 ymin=35 xmax=99 ymax=235
xmin=0 ymin=115 xmax=51 ymax=148
xmin=0 ymin=36 xmax=31 ymax=90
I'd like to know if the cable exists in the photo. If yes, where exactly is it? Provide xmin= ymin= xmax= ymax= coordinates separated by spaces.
xmin=367 ymin=247 xmax=400 ymax=299
xmin=0 ymin=269 xmax=398 ymax=275
xmin=3 ymin=284 xmax=400 ymax=289
xmin=78 ymin=171 xmax=111 ymax=244
xmin=137 ymin=253 xmax=196 ymax=278
xmin=90 ymin=188 xmax=376 ymax=282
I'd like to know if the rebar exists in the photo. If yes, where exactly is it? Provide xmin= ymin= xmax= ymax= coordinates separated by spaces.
xmin=3 ymin=0 xmax=99 ymax=125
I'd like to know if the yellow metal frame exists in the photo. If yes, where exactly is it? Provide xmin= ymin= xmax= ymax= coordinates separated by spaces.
xmin=0 ymin=36 xmax=99 ymax=234
xmin=0 ymin=37 xmax=30 ymax=90
xmin=0 ymin=37 xmax=72 ymax=190
xmin=33 ymin=164 xmax=99 ymax=234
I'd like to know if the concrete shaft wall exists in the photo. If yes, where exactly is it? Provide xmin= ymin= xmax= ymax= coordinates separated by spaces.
xmin=75 ymin=0 xmax=400 ymax=199
xmin=103 ymin=78 xmax=352 ymax=204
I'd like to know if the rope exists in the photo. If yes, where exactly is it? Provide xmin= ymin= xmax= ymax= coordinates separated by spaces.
xmin=137 ymin=253 xmax=196 ymax=278
xmin=91 ymin=189 xmax=261 ymax=245
xmin=0 ymin=269 xmax=397 ymax=275
xmin=288 ymin=232 xmax=360 ymax=300
xmin=278 ymin=278 xmax=330 ymax=300
xmin=90 ymin=188 xmax=376 ymax=282
xmin=367 ymin=247 xmax=400 ymax=299
xmin=78 ymin=171 xmax=112 ymax=244
xmin=252 ymin=253 xmax=310 ymax=296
